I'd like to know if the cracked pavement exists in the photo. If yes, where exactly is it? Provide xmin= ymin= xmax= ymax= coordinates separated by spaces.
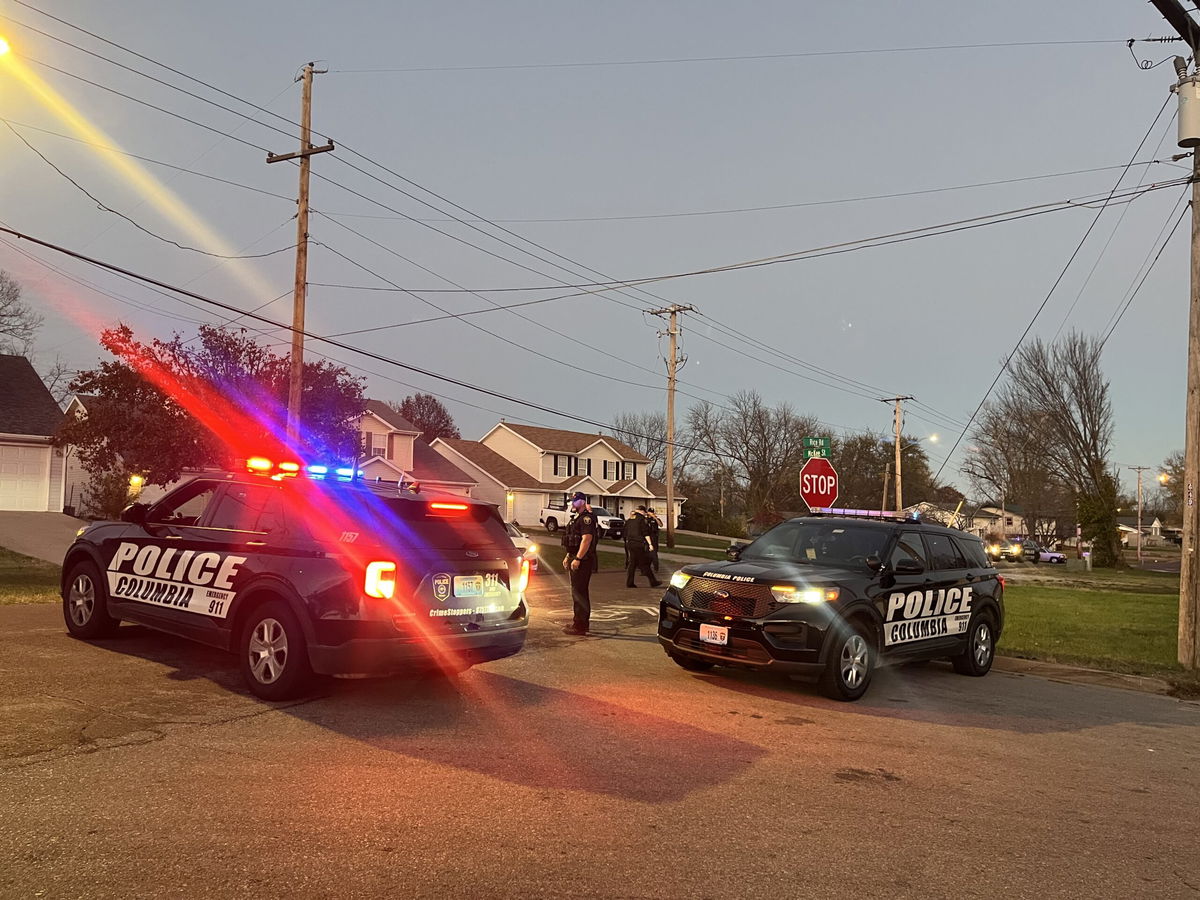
xmin=3 ymin=574 xmax=1200 ymax=898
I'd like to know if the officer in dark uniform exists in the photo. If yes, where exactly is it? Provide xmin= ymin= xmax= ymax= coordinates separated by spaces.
xmin=561 ymin=491 xmax=598 ymax=635
xmin=624 ymin=506 xmax=662 ymax=588
xmin=645 ymin=507 xmax=662 ymax=574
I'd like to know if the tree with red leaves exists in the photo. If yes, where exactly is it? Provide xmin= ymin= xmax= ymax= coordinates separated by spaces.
xmin=57 ymin=324 xmax=365 ymax=486
xmin=391 ymin=393 xmax=460 ymax=444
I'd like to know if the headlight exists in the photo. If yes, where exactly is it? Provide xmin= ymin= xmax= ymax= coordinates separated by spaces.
xmin=988 ymin=545 xmax=1000 ymax=555
xmin=771 ymin=586 xmax=839 ymax=604
xmin=526 ymin=543 xmax=539 ymax=555
xmin=1012 ymin=545 xmax=1023 ymax=555
xmin=669 ymin=571 xmax=691 ymax=590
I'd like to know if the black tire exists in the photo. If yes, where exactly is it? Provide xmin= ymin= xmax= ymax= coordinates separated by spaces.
xmin=62 ymin=559 xmax=120 ymax=639
xmin=819 ymin=621 xmax=874 ymax=701
xmin=669 ymin=651 xmax=715 ymax=672
xmin=952 ymin=611 xmax=997 ymax=677
xmin=238 ymin=599 xmax=314 ymax=700
xmin=544 ymin=517 xmax=559 ymax=533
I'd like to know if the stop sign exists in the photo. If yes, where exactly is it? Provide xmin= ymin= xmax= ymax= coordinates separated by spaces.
xmin=799 ymin=457 xmax=839 ymax=511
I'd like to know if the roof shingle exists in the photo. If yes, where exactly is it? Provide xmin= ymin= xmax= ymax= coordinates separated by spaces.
xmin=0 ymin=355 xmax=64 ymax=436
xmin=501 ymin=423 xmax=649 ymax=462
xmin=363 ymin=399 xmax=420 ymax=434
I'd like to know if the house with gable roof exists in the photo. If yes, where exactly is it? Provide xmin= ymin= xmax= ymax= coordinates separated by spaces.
xmin=355 ymin=399 xmax=477 ymax=497
xmin=432 ymin=421 xmax=684 ymax=526
xmin=0 ymin=355 xmax=68 ymax=511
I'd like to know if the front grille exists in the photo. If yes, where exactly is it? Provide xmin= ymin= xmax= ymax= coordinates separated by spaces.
xmin=680 ymin=576 xmax=776 ymax=619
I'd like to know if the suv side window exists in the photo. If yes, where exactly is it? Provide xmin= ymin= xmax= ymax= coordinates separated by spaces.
xmin=889 ymin=532 xmax=927 ymax=569
xmin=206 ymin=483 xmax=283 ymax=534
xmin=148 ymin=481 xmax=220 ymax=527
xmin=922 ymin=532 xmax=968 ymax=570
xmin=953 ymin=536 xmax=990 ymax=569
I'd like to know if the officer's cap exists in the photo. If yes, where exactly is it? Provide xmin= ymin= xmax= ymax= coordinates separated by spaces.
xmin=570 ymin=491 xmax=587 ymax=502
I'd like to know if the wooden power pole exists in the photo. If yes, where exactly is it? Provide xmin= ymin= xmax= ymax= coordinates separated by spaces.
xmin=881 ymin=396 xmax=913 ymax=511
xmin=267 ymin=62 xmax=334 ymax=446
xmin=1150 ymin=0 xmax=1200 ymax=668
xmin=647 ymin=304 xmax=694 ymax=548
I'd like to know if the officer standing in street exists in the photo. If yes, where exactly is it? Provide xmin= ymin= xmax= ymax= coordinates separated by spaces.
xmin=624 ymin=506 xmax=663 ymax=589
xmin=646 ymin=506 xmax=662 ymax=574
xmin=561 ymin=491 xmax=598 ymax=635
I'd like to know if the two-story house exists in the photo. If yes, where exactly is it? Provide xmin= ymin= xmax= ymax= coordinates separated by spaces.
xmin=1 ymin=355 xmax=67 ymax=511
xmin=432 ymin=421 xmax=684 ymax=526
xmin=356 ymin=400 xmax=477 ymax=497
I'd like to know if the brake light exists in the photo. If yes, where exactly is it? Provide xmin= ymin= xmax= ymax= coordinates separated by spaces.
xmin=516 ymin=558 xmax=530 ymax=593
xmin=998 ymin=575 xmax=1005 ymax=591
xmin=365 ymin=561 xmax=397 ymax=599
xmin=429 ymin=502 xmax=469 ymax=513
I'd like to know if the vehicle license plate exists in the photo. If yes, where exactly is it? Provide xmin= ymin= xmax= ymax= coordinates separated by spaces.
xmin=454 ymin=575 xmax=484 ymax=598
xmin=699 ymin=623 xmax=729 ymax=646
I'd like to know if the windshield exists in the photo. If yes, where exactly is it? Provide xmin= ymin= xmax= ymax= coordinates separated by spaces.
xmin=591 ymin=508 xmax=613 ymax=517
xmin=506 ymin=523 xmax=525 ymax=539
xmin=742 ymin=520 xmax=890 ymax=568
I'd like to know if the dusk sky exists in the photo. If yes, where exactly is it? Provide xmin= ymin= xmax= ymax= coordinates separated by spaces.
xmin=0 ymin=0 xmax=1190 ymax=495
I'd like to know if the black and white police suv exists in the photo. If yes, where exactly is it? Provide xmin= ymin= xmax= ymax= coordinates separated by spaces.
xmin=658 ymin=512 xmax=1004 ymax=700
xmin=60 ymin=457 xmax=529 ymax=700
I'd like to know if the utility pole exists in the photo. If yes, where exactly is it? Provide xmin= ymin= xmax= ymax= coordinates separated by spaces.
xmin=881 ymin=462 xmax=891 ymax=513
xmin=647 ymin=304 xmax=694 ymax=549
xmin=1151 ymin=0 xmax=1200 ymax=668
xmin=880 ymin=396 xmax=913 ymax=511
xmin=1129 ymin=466 xmax=1151 ymax=567
xmin=267 ymin=62 xmax=334 ymax=446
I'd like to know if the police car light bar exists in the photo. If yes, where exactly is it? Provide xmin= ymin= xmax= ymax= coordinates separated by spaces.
xmin=810 ymin=507 xmax=916 ymax=522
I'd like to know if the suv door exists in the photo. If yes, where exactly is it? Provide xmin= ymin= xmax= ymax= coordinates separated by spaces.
xmin=873 ymin=530 xmax=938 ymax=658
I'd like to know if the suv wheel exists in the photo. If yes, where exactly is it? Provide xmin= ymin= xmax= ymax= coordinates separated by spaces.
xmin=63 ymin=559 xmax=120 ymax=639
xmin=669 ymin=650 xmax=715 ymax=672
xmin=239 ymin=600 xmax=314 ymax=700
xmin=952 ymin=612 xmax=996 ymax=676
xmin=544 ymin=517 xmax=559 ymax=533
xmin=820 ymin=623 xmax=874 ymax=701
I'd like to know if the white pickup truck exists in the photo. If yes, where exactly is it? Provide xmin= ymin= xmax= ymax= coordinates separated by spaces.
xmin=540 ymin=505 xmax=625 ymax=539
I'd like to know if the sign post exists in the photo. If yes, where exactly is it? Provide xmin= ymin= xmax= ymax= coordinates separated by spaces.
xmin=799 ymin=457 xmax=839 ymax=511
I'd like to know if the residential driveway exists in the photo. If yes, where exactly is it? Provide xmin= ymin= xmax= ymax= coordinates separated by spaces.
xmin=0 ymin=512 xmax=82 ymax=565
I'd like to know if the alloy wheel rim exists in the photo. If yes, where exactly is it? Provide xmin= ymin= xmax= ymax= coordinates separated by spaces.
xmin=69 ymin=574 xmax=95 ymax=627
xmin=974 ymin=623 xmax=993 ymax=667
xmin=248 ymin=617 xmax=288 ymax=684
xmin=840 ymin=634 xmax=868 ymax=688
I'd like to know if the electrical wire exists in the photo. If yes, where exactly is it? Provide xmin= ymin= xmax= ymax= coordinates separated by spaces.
xmin=328 ymin=40 xmax=1128 ymax=74
xmin=931 ymin=95 xmax=1176 ymax=484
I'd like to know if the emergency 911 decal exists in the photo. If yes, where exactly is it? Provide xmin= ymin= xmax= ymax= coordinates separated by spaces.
xmin=884 ymin=586 xmax=974 ymax=646
xmin=105 ymin=542 xmax=246 ymax=619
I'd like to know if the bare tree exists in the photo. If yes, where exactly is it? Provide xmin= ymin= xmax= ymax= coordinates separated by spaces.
xmin=687 ymin=391 xmax=817 ymax=519
xmin=40 ymin=356 xmax=77 ymax=406
xmin=0 ymin=270 xmax=42 ymax=356
xmin=611 ymin=410 xmax=679 ymax=481
xmin=967 ymin=332 xmax=1120 ymax=564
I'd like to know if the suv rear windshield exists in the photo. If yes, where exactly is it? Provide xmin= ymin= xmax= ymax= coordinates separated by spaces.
xmin=743 ymin=520 xmax=890 ymax=569
xmin=296 ymin=484 xmax=512 ymax=551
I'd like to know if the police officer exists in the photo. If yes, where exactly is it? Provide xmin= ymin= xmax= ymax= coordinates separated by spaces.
xmin=645 ymin=506 xmax=662 ymax=574
xmin=561 ymin=491 xmax=598 ymax=635
xmin=624 ymin=506 xmax=662 ymax=588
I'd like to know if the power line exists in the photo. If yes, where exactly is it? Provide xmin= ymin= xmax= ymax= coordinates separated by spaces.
xmin=328 ymin=39 xmax=1129 ymax=74
xmin=932 ymin=95 xmax=1177 ymax=484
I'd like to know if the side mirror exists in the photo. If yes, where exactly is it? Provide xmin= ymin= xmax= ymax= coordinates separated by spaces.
xmin=121 ymin=502 xmax=149 ymax=526
xmin=727 ymin=542 xmax=746 ymax=561
xmin=865 ymin=555 xmax=882 ymax=572
xmin=894 ymin=558 xmax=924 ymax=575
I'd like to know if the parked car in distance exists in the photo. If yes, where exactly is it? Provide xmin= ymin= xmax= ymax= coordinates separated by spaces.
xmin=539 ymin=504 xmax=625 ymax=538
xmin=985 ymin=540 xmax=1024 ymax=562
xmin=506 ymin=522 xmax=540 ymax=571
xmin=1023 ymin=540 xmax=1066 ymax=564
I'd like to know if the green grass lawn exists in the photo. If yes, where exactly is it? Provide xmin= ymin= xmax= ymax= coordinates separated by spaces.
xmin=673 ymin=533 xmax=741 ymax=550
xmin=1000 ymin=582 xmax=1184 ymax=676
xmin=0 ymin=548 xmax=61 ymax=605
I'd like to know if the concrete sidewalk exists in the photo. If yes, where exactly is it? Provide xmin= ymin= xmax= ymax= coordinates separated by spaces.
xmin=0 ymin=512 xmax=83 ymax=565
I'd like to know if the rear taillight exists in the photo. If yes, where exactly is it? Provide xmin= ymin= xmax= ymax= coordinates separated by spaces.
xmin=365 ymin=560 xmax=397 ymax=599
xmin=516 ymin=558 xmax=530 ymax=594
xmin=997 ymin=575 xmax=1005 ymax=591
xmin=429 ymin=502 xmax=469 ymax=514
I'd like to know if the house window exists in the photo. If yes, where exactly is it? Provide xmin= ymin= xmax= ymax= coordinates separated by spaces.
xmin=603 ymin=460 xmax=611 ymax=480
xmin=631 ymin=463 xmax=637 ymax=481
xmin=1005 ymin=517 xmax=1013 ymax=527
xmin=371 ymin=435 xmax=387 ymax=458
xmin=554 ymin=454 xmax=564 ymax=477
xmin=586 ymin=458 xmax=592 ymax=476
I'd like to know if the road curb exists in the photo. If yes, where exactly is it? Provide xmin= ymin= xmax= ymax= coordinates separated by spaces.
xmin=994 ymin=654 xmax=1178 ymax=696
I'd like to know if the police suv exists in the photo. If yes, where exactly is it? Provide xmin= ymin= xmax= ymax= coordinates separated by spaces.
xmin=658 ymin=512 xmax=1003 ymax=700
xmin=61 ymin=457 xmax=529 ymax=700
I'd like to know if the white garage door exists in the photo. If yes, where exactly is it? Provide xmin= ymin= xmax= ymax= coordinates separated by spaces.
xmin=0 ymin=443 xmax=50 ymax=511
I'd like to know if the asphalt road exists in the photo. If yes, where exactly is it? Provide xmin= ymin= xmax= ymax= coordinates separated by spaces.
xmin=3 ymin=572 xmax=1199 ymax=899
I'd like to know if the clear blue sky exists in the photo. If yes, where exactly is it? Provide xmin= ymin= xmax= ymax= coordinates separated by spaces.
xmin=0 ymin=0 xmax=1189 ymax=495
